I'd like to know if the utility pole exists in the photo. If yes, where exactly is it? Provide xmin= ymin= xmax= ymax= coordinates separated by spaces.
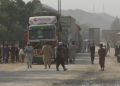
xmin=58 ymin=0 xmax=61 ymax=16
xmin=58 ymin=0 xmax=61 ymax=42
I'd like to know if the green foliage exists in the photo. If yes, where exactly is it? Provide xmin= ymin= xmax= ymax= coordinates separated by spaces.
xmin=0 ymin=0 xmax=34 ymax=43
xmin=10 ymin=21 xmax=24 ymax=42
xmin=110 ymin=16 xmax=120 ymax=30
xmin=0 ymin=24 xmax=7 ymax=40
xmin=0 ymin=11 xmax=11 ymax=28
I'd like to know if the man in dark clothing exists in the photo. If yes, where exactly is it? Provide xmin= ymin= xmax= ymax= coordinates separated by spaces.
xmin=10 ymin=44 xmax=16 ymax=63
xmin=0 ymin=46 xmax=1 ymax=63
xmin=90 ymin=44 xmax=95 ymax=64
xmin=56 ymin=42 xmax=67 ymax=71
xmin=4 ymin=44 xmax=10 ymax=63
xmin=15 ymin=47 xmax=19 ymax=62
xmin=63 ymin=44 xmax=69 ymax=65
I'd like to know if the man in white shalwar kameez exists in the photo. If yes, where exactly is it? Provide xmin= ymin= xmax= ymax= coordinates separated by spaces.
xmin=69 ymin=42 xmax=77 ymax=64
xmin=24 ymin=42 xmax=34 ymax=68
xmin=41 ymin=42 xmax=53 ymax=69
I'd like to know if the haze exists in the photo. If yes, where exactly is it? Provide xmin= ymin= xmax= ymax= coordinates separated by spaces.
xmin=24 ymin=0 xmax=120 ymax=17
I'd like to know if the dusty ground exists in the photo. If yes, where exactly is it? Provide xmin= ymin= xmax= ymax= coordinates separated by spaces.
xmin=0 ymin=47 xmax=120 ymax=86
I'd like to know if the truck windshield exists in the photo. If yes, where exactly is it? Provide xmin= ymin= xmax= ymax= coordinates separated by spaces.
xmin=29 ymin=29 xmax=53 ymax=39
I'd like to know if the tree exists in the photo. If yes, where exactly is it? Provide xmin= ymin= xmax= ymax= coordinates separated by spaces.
xmin=0 ymin=0 xmax=34 ymax=29
xmin=110 ymin=16 xmax=120 ymax=30
xmin=9 ymin=21 xmax=24 ymax=43
xmin=0 ymin=24 xmax=7 ymax=43
xmin=0 ymin=0 xmax=34 ymax=43
xmin=15 ymin=0 xmax=34 ymax=28
xmin=0 ymin=11 xmax=11 ymax=29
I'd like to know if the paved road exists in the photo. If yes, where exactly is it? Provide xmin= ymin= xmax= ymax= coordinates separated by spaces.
xmin=0 ymin=47 xmax=120 ymax=86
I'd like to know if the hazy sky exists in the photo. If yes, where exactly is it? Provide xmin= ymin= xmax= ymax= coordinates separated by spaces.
xmin=24 ymin=0 xmax=120 ymax=17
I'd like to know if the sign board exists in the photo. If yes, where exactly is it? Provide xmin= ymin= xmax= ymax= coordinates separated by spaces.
xmin=29 ymin=16 xmax=57 ymax=25
xmin=61 ymin=16 xmax=71 ymax=27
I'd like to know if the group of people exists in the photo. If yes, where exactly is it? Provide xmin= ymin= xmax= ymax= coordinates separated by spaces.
xmin=0 ymin=41 xmax=108 ymax=71
xmin=41 ymin=42 xmax=77 ymax=71
xmin=0 ymin=41 xmax=77 ymax=71
xmin=82 ymin=41 xmax=91 ymax=53
xmin=41 ymin=41 xmax=107 ymax=71
xmin=90 ymin=43 xmax=106 ymax=71
xmin=0 ymin=44 xmax=25 ymax=64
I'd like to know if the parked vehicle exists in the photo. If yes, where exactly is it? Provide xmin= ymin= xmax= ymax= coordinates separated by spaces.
xmin=89 ymin=28 xmax=100 ymax=46
xmin=26 ymin=16 xmax=58 ymax=64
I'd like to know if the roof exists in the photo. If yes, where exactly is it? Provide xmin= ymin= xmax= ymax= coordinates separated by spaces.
xmin=29 ymin=24 xmax=56 ymax=30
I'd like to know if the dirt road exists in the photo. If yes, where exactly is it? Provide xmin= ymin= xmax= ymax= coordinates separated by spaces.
xmin=0 ymin=47 xmax=120 ymax=86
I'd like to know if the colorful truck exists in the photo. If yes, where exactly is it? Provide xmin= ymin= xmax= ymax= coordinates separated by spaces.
xmin=60 ymin=16 xmax=76 ymax=48
xmin=25 ymin=16 xmax=58 ymax=64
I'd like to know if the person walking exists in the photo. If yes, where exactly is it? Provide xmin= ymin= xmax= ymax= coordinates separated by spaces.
xmin=41 ymin=42 xmax=53 ymax=69
xmin=88 ymin=41 xmax=91 ymax=53
xmin=10 ymin=44 xmax=16 ymax=63
xmin=15 ymin=47 xmax=19 ymax=62
xmin=115 ymin=45 xmax=118 ymax=56
xmin=24 ymin=42 xmax=34 ymax=68
xmin=98 ymin=44 xmax=106 ymax=71
xmin=56 ymin=42 xmax=67 ymax=71
xmin=69 ymin=42 xmax=77 ymax=64
xmin=63 ymin=44 xmax=69 ymax=65
xmin=4 ymin=44 xmax=10 ymax=64
xmin=107 ymin=43 xmax=110 ymax=53
xmin=18 ymin=46 xmax=22 ymax=62
xmin=82 ymin=41 xmax=86 ymax=53
xmin=19 ymin=47 xmax=25 ymax=63
xmin=0 ymin=45 xmax=1 ymax=63
xmin=8 ymin=45 xmax=11 ymax=63
xmin=1 ymin=44 xmax=4 ymax=62
xmin=90 ymin=44 xmax=95 ymax=64
xmin=104 ymin=45 xmax=107 ymax=57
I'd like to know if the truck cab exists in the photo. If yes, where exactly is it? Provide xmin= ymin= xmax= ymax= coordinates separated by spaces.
xmin=26 ymin=16 xmax=58 ymax=64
